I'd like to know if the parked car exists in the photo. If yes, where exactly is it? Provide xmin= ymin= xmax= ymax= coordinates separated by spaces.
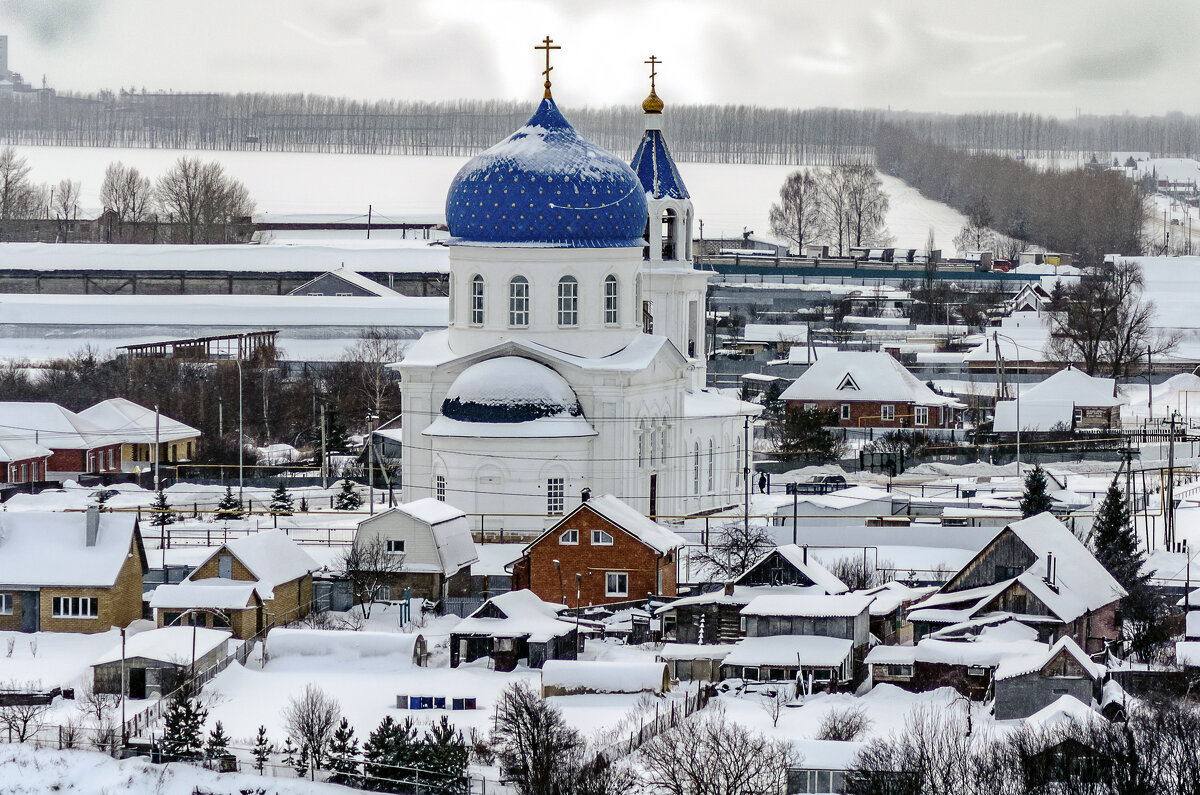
xmin=786 ymin=475 xmax=848 ymax=495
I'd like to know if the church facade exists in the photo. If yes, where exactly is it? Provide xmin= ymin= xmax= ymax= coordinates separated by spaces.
xmin=395 ymin=65 xmax=759 ymax=532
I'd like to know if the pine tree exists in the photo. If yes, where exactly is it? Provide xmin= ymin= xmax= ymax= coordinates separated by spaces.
xmin=1020 ymin=464 xmax=1054 ymax=517
xmin=159 ymin=683 xmax=207 ymax=761
xmin=252 ymin=725 xmax=273 ymax=773
xmin=363 ymin=715 xmax=399 ymax=792
xmin=1092 ymin=485 xmax=1142 ymax=588
xmin=422 ymin=716 xmax=469 ymax=795
xmin=280 ymin=736 xmax=298 ymax=771
xmin=215 ymin=485 xmax=244 ymax=520
xmin=294 ymin=742 xmax=311 ymax=778
xmin=335 ymin=479 xmax=363 ymax=510
xmin=149 ymin=489 xmax=175 ymax=527
xmin=270 ymin=481 xmax=294 ymax=516
xmin=298 ymin=497 xmax=309 ymax=513
xmin=327 ymin=717 xmax=361 ymax=786
xmin=205 ymin=720 xmax=231 ymax=760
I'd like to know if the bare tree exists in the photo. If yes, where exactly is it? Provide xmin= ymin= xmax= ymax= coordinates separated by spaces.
xmin=816 ymin=705 xmax=873 ymax=741
xmin=0 ymin=682 xmax=49 ymax=742
xmin=155 ymin=156 xmax=254 ymax=243
xmin=0 ymin=147 xmax=46 ymax=230
xmin=491 ymin=681 xmax=585 ymax=795
xmin=100 ymin=161 xmax=154 ymax=226
xmin=336 ymin=535 xmax=406 ymax=619
xmin=815 ymin=166 xmax=850 ymax=256
xmin=768 ymin=170 xmax=824 ymax=255
xmin=282 ymin=684 xmax=342 ymax=774
xmin=842 ymin=163 xmax=892 ymax=248
xmin=53 ymin=179 xmax=81 ymax=221
xmin=759 ymin=682 xmax=793 ymax=728
xmin=340 ymin=327 xmax=405 ymax=422
xmin=690 ymin=522 xmax=774 ymax=580
xmin=639 ymin=704 xmax=796 ymax=795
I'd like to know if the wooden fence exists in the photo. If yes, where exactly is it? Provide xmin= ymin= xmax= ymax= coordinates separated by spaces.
xmin=598 ymin=683 xmax=714 ymax=761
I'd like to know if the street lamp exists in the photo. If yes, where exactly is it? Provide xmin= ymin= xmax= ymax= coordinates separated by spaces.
xmin=553 ymin=559 xmax=564 ymax=604
xmin=993 ymin=331 xmax=1021 ymax=475
xmin=235 ymin=357 xmax=244 ymax=506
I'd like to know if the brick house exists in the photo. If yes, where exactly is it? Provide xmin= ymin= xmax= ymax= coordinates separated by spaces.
xmin=150 ymin=529 xmax=317 ymax=638
xmin=0 ymin=402 xmax=123 ymax=480
xmin=78 ymin=398 xmax=201 ymax=472
xmin=0 ymin=439 xmax=52 ymax=484
xmin=0 ymin=507 xmax=147 ymax=633
xmin=352 ymin=498 xmax=479 ymax=601
xmin=908 ymin=513 xmax=1126 ymax=654
xmin=510 ymin=494 xmax=685 ymax=607
xmin=779 ymin=351 xmax=963 ymax=430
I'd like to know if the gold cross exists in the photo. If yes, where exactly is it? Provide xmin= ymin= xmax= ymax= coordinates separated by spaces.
xmin=645 ymin=55 xmax=661 ymax=91
xmin=535 ymin=36 xmax=561 ymax=98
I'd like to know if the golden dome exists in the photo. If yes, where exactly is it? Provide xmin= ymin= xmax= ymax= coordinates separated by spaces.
xmin=642 ymin=87 xmax=664 ymax=114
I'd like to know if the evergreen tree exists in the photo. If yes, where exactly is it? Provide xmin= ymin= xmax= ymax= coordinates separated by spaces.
xmin=214 ymin=485 xmax=244 ymax=520
xmin=298 ymin=497 xmax=309 ymax=512
xmin=270 ymin=481 xmax=294 ymax=516
xmin=252 ymin=725 xmax=273 ymax=773
xmin=205 ymin=720 xmax=231 ymax=760
xmin=159 ymin=683 xmax=208 ymax=761
xmin=294 ymin=742 xmax=311 ymax=778
xmin=421 ymin=716 xmax=469 ymax=795
xmin=280 ymin=736 xmax=298 ymax=771
xmin=1092 ymin=484 xmax=1142 ymax=588
xmin=149 ymin=489 xmax=175 ymax=527
xmin=327 ymin=717 xmax=361 ymax=786
xmin=364 ymin=715 xmax=420 ymax=792
xmin=1020 ymin=464 xmax=1054 ymax=517
xmin=335 ymin=478 xmax=363 ymax=510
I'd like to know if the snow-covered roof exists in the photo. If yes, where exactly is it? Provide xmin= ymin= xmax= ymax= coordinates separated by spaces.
xmin=422 ymin=415 xmax=597 ymax=439
xmin=1187 ymin=611 xmax=1200 ymax=639
xmin=573 ymin=494 xmax=686 ymax=555
xmin=94 ymin=626 xmax=231 ymax=666
xmin=0 ymin=438 xmax=52 ymax=463
xmin=440 ymin=356 xmax=583 ymax=425
xmin=267 ymin=628 xmax=422 ymax=662
xmin=452 ymin=589 xmax=579 ymax=642
xmin=789 ymin=740 xmax=865 ymax=772
xmin=786 ymin=346 xmax=838 ymax=365
xmin=740 ymin=594 xmax=872 ymax=618
xmin=993 ymin=400 xmax=1074 ymax=433
xmin=779 ymin=351 xmax=961 ymax=407
xmin=742 ymin=324 xmax=808 ymax=344
xmin=388 ymin=498 xmax=479 ymax=575
xmin=540 ymin=660 xmax=667 ymax=694
xmin=723 ymin=635 xmax=854 ymax=668
xmin=963 ymin=317 xmax=1051 ymax=363
xmin=1178 ymin=640 xmax=1200 ymax=667
xmin=186 ymin=530 xmax=317 ymax=594
xmin=993 ymin=635 xmax=1104 ymax=681
xmin=866 ymin=633 xmax=1046 ymax=669
xmin=993 ymin=368 xmax=1123 ymax=434
xmin=736 ymin=545 xmax=848 ymax=595
xmin=150 ymin=579 xmax=262 ymax=610
xmin=78 ymin=398 xmax=200 ymax=445
xmin=661 ymin=583 xmax=830 ymax=612
xmin=0 ymin=510 xmax=139 ymax=588
xmin=1022 ymin=694 xmax=1099 ymax=729
xmin=289 ymin=267 xmax=402 ymax=297
xmin=654 ymin=643 xmax=736 ymax=661
xmin=856 ymin=581 xmax=938 ymax=616
xmin=683 ymin=389 xmax=762 ymax=419
xmin=0 ymin=402 xmax=111 ymax=450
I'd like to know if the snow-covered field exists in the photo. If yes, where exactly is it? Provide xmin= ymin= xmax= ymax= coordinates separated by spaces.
xmin=11 ymin=145 xmax=967 ymax=251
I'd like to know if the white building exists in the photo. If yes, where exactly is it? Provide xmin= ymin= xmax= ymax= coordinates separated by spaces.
xmin=395 ymin=73 xmax=757 ymax=531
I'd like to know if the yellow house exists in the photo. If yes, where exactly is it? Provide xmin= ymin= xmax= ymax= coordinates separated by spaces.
xmin=78 ymin=398 xmax=200 ymax=472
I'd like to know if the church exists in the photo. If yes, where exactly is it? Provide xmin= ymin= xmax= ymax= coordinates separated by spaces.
xmin=395 ymin=45 xmax=759 ymax=532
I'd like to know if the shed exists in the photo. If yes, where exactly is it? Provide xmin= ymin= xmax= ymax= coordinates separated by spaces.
xmin=92 ymin=626 xmax=231 ymax=698
xmin=540 ymin=660 xmax=670 ymax=697
xmin=267 ymin=628 xmax=427 ymax=667
xmin=993 ymin=636 xmax=1105 ymax=720
xmin=655 ymin=643 xmax=735 ymax=682
xmin=721 ymin=635 xmax=855 ymax=689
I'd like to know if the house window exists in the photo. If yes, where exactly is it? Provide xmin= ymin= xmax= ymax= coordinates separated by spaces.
xmin=840 ymin=404 xmax=851 ymax=421
xmin=557 ymin=276 xmax=578 ymax=327
xmin=560 ymin=529 xmax=579 ymax=545
xmin=881 ymin=404 xmax=895 ymax=422
xmin=804 ymin=403 xmax=817 ymax=411
xmin=495 ymin=637 xmax=514 ymax=652
xmin=914 ymin=406 xmax=929 ymax=426
xmin=470 ymin=274 xmax=485 ymax=325
xmin=508 ymin=276 xmax=529 ymax=327
xmin=939 ymin=406 xmax=945 ymax=425
xmin=967 ymin=666 xmax=988 ymax=677
xmin=591 ymin=529 xmax=613 ymax=545
xmin=0 ymin=594 xmax=11 ymax=615
xmin=886 ymin=664 xmax=914 ymax=678
xmin=547 ymin=477 xmax=565 ymax=516
xmin=18 ymin=464 xmax=26 ymax=482
xmin=1074 ymin=408 xmax=1083 ymax=424
xmin=604 ymin=275 xmax=619 ymax=325
xmin=386 ymin=539 xmax=406 ymax=555
xmin=435 ymin=475 xmax=446 ymax=502
xmin=605 ymin=572 xmax=629 ymax=597
xmin=52 ymin=596 xmax=98 ymax=618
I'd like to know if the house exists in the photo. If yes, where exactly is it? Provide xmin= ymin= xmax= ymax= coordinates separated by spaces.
xmin=540 ymin=660 xmax=669 ymax=696
xmin=1006 ymin=282 xmax=1052 ymax=314
xmin=659 ymin=544 xmax=847 ymax=645
xmin=780 ymin=351 xmax=963 ymax=431
xmin=655 ymin=643 xmax=735 ymax=682
xmin=993 ymin=636 xmax=1106 ymax=720
xmin=287 ymin=267 xmax=403 ymax=298
xmin=993 ymin=366 xmax=1123 ymax=433
xmin=856 ymin=580 xmax=938 ymax=645
xmin=78 ymin=398 xmax=201 ymax=471
xmin=510 ymin=494 xmax=685 ymax=606
xmin=739 ymin=324 xmax=809 ymax=356
xmin=770 ymin=486 xmax=896 ymax=529
xmin=907 ymin=513 xmax=1126 ymax=653
xmin=0 ymin=402 xmax=123 ymax=479
xmin=0 ymin=507 xmax=147 ymax=633
xmin=0 ymin=438 xmax=52 ymax=484
xmin=449 ymin=589 xmax=592 ymax=671
xmin=150 ymin=529 xmax=318 ymax=638
xmin=92 ymin=626 xmax=231 ymax=698
xmin=786 ymin=740 xmax=867 ymax=795
xmin=721 ymin=635 xmax=855 ymax=691
xmin=352 ymin=498 xmax=479 ymax=601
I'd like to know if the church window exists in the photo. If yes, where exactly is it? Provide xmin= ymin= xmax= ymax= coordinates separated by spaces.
xmin=707 ymin=440 xmax=715 ymax=493
xmin=508 ymin=276 xmax=529 ymax=327
xmin=693 ymin=442 xmax=701 ymax=493
xmin=604 ymin=275 xmax=619 ymax=325
xmin=435 ymin=475 xmax=446 ymax=502
xmin=662 ymin=209 xmax=677 ymax=260
xmin=547 ymin=477 xmax=565 ymax=516
xmin=659 ymin=426 xmax=668 ymax=465
xmin=447 ymin=274 xmax=455 ymax=324
xmin=470 ymin=274 xmax=485 ymax=325
xmin=637 ymin=422 xmax=646 ymax=467
xmin=557 ymin=276 xmax=578 ymax=327
xmin=649 ymin=423 xmax=658 ymax=464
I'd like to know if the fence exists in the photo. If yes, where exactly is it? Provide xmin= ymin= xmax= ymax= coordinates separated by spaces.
xmin=597 ymin=683 xmax=715 ymax=760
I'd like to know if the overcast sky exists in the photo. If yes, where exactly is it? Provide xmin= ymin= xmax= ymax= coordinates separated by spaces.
xmin=2 ymin=0 xmax=1194 ymax=117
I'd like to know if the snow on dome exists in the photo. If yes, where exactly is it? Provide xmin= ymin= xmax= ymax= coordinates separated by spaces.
xmin=444 ymin=98 xmax=648 ymax=248
xmin=441 ymin=357 xmax=583 ymax=424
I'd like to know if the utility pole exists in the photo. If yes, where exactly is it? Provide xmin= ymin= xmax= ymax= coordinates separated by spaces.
xmin=367 ymin=204 xmax=372 ymax=240
xmin=367 ymin=412 xmax=376 ymax=514
xmin=743 ymin=415 xmax=751 ymax=536
xmin=1148 ymin=345 xmax=1153 ymax=421
xmin=320 ymin=404 xmax=328 ymax=490
xmin=1164 ymin=411 xmax=1183 ymax=548
xmin=154 ymin=404 xmax=161 ymax=495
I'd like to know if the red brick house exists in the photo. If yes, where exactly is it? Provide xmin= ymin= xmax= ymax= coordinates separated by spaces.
xmin=779 ymin=351 xmax=963 ymax=430
xmin=0 ymin=439 xmax=52 ymax=483
xmin=908 ymin=513 xmax=1126 ymax=654
xmin=511 ymin=494 xmax=685 ymax=607
xmin=0 ymin=402 xmax=122 ymax=480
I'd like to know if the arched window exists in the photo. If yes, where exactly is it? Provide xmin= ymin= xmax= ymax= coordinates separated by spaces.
xmin=447 ymin=274 xmax=455 ymax=324
xmin=693 ymin=442 xmax=701 ymax=493
xmin=508 ymin=276 xmax=529 ymax=327
xmin=735 ymin=436 xmax=743 ymax=478
xmin=637 ymin=421 xmax=646 ymax=467
xmin=557 ymin=276 xmax=578 ymax=327
xmin=662 ymin=208 xmax=677 ymax=260
xmin=604 ymin=275 xmax=619 ymax=325
xmin=684 ymin=210 xmax=692 ymax=260
xmin=649 ymin=421 xmax=658 ymax=465
xmin=659 ymin=425 xmax=668 ymax=465
xmin=470 ymin=274 xmax=485 ymax=326
xmin=707 ymin=440 xmax=715 ymax=493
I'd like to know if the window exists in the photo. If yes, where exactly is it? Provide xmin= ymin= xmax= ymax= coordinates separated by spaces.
xmin=840 ymin=404 xmax=851 ymax=421
xmin=938 ymin=406 xmax=945 ymax=426
xmin=386 ymin=539 xmax=406 ymax=555
xmin=605 ymin=572 xmax=629 ymax=597
xmin=1074 ymin=408 xmax=1083 ymax=424
xmin=881 ymin=404 xmax=895 ymax=422
xmin=637 ymin=422 xmax=646 ymax=467
xmin=886 ymin=664 xmax=914 ymax=678
xmin=693 ymin=442 xmax=701 ymax=493
xmin=967 ymin=666 xmax=989 ymax=677
xmin=559 ymin=529 xmax=579 ymax=545
xmin=52 ymin=596 xmax=98 ymax=618
xmin=707 ymin=440 xmax=715 ymax=493
xmin=591 ymin=529 xmax=613 ymax=545
xmin=0 ymin=594 xmax=10 ymax=615
xmin=804 ymin=403 xmax=817 ymax=411
xmin=435 ymin=475 xmax=446 ymax=502
xmin=547 ymin=477 xmax=565 ymax=515
xmin=557 ymin=276 xmax=578 ymax=326
xmin=604 ymin=275 xmax=619 ymax=324
xmin=495 ymin=637 xmax=514 ymax=652
xmin=470 ymin=274 xmax=485 ymax=325
xmin=659 ymin=426 xmax=668 ymax=465
xmin=915 ymin=406 xmax=929 ymax=426
xmin=508 ymin=276 xmax=529 ymax=327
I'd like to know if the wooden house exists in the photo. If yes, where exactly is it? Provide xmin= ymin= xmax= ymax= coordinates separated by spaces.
xmin=449 ymin=589 xmax=593 ymax=671
xmin=993 ymin=636 xmax=1105 ymax=720
xmin=352 ymin=498 xmax=479 ymax=601
xmin=0 ymin=507 xmax=147 ymax=633
xmin=92 ymin=626 xmax=231 ymax=698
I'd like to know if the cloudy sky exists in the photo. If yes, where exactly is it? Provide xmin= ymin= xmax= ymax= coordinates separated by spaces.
xmin=2 ymin=0 xmax=1192 ymax=116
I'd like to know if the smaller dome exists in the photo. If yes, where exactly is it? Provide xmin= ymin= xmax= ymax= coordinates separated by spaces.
xmin=642 ymin=87 xmax=664 ymax=114
xmin=442 ymin=357 xmax=583 ymax=424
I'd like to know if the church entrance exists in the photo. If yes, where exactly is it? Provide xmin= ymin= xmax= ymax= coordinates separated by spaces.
xmin=649 ymin=474 xmax=658 ymax=519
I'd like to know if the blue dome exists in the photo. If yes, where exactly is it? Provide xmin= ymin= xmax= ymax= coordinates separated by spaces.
xmin=445 ymin=99 xmax=648 ymax=248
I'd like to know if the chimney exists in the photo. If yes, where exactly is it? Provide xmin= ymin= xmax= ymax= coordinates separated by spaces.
xmin=85 ymin=505 xmax=99 ymax=547
xmin=1045 ymin=552 xmax=1056 ymax=590
xmin=724 ymin=581 xmax=735 ymax=597
xmin=803 ymin=544 xmax=809 ymax=564
xmin=580 ymin=487 xmax=591 ymax=503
